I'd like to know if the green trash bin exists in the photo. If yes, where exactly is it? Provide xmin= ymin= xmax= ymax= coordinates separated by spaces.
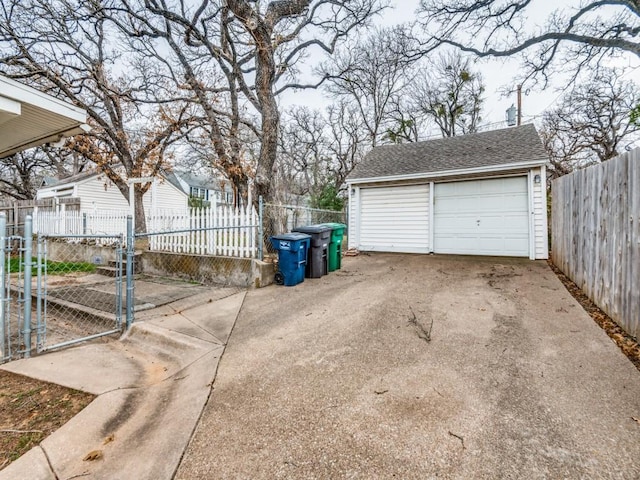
xmin=318 ymin=223 xmax=346 ymax=272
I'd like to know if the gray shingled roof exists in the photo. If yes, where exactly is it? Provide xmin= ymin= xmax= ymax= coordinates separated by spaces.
xmin=347 ymin=124 xmax=548 ymax=182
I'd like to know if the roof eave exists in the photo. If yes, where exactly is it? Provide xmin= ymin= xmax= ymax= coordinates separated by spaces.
xmin=347 ymin=158 xmax=548 ymax=185
xmin=1 ymin=123 xmax=91 ymax=159
xmin=0 ymin=76 xmax=86 ymax=121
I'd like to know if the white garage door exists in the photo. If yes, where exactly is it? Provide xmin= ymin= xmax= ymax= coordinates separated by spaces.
xmin=434 ymin=177 xmax=530 ymax=257
xmin=359 ymin=185 xmax=429 ymax=253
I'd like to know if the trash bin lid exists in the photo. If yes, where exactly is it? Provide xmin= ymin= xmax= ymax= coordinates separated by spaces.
xmin=318 ymin=222 xmax=346 ymax=230
xmin=292 ymin=225 xmax=331 ymax=234
xmin=271 ymin=232 xmax=311 ymax=242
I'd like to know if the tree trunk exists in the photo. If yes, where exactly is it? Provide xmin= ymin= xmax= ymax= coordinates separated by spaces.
xmin=134 ymin=186 xmax=147 ymax=234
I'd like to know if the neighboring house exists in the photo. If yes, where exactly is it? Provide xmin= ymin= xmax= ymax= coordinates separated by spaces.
xmin=174 ymin=172 xmax=235 ymax=206
xmin=37 ymin=168 xmax=188 ymax=213
xmin=346 ymin=124 xmax=549 ymax=259
xmin=36 ymin=169 xmax=237 ymax=214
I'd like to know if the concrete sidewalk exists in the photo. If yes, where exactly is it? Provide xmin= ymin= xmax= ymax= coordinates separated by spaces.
xmin=0 ymin=287 xmax=245 ymax=480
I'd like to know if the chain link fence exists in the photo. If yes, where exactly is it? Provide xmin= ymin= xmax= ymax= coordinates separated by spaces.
xmin=1 ymin=200 xmax=344 ymax=362
xmin=261 ymin=203 xmax=346 ymax=259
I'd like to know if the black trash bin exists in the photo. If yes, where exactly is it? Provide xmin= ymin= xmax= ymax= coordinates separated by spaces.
xmin=292 ymin=225 xmax=331 ymax=278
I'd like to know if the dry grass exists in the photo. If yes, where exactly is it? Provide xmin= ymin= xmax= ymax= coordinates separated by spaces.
xmin=0 ymin=370 xmax=94 ymax=470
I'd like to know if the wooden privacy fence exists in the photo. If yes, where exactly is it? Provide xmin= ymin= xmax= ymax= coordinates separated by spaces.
xmin=552 ymin=149 xmax=640 ymax=339
xmin=0 ymin=197 xmax=80 ymax=235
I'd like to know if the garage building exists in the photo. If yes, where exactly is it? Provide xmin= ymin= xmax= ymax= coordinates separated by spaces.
xmin=346 ymin=125 xmax=549 ymax=259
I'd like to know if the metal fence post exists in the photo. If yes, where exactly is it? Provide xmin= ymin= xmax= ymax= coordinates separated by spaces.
xmin=23 ymin=215 xmax=33 ymax=358
xmin=258 ymin=196 xmax=264 ymax=261
xmin=126 ymin=215 xmax=134 ymax=329
xmin=36 ymin=235 xmax=44 ymax=351
xmin=0 ymin=213 xmax=6 ymax=360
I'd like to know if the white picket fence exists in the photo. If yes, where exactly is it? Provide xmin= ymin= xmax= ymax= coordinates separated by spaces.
xmin=34 ymin=207 xmax=127 ymax=238
xmin=147 ymin=205 xmax=258 ymax=258
xmin=33 ymin=205 xmax=259 ymax=258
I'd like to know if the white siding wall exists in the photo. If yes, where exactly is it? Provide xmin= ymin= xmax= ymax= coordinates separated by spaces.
xmin=76 ymin=175 xmax=129 ymax=214
xmin=531 ymin=166 xmax=549 ymax=259
xmin=73 ymin=175 xmax=187 ymax=215
xmin=348 ymin=186 xmax=359 ymax=249
xmin=142 ymin=180 xmax=188 ymax=211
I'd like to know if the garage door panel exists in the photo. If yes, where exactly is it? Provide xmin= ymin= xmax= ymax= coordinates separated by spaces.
xmin=434 ymin=177 xmax=529 ymax=257
xmin=359 ymin=185 xmax=429 ymax=253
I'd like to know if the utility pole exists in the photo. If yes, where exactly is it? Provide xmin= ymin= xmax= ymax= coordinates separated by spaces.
xmin=517 ymin=84 xmax=522 ymax=126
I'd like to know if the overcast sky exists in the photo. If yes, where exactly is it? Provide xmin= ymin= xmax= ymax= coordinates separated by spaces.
xmin=282 ymin=0 xmax=640 ymax=136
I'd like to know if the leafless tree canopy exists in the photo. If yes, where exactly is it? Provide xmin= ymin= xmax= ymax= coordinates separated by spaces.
xmin=541 ymin=69 xmax=640 ymax=180
xmin=409 ymin=52 xmax=484 ymax=137
xmin=111 ymin=0 xmax=386 ymax=206
xmin=0 ymin=148 xmax=89 ymax=201
xmin=0 ymin=0 xmax=201 ymax=230
xmin=418 ymin=0 xmax=640 ymax=84
xmin=324 ymin=26 xmax=415 ymax=147
xmin=1 ymin=0 xmax=386 ymax=213
xmin=276 ymin=102 xmax=366 ymax=205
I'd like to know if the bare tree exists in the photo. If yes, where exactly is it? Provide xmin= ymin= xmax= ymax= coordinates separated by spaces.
xmin=541 ymin=70 xmax=640 ymax=180
xmin=383 ymin=101 xmax=421 ymax=144
xmin=112 ymin=0 xmax=386 ymax=208
xmin=0 ymin=152 xmax=48 ymax=200
xmin=0 ymin=0 xmax=199 ymax=231
xmin=276 ymin=102 xmax=366 ymax=207
xmin=278 ymin=107 xmax=330 ymax=202
xmin=418 ymin=1 xmax=640 ymax=85
xmin=325 ymin=101 xmax=368 ymax=186
xmin=324 ymin=26 xmax=415 ymax=147
xmin=409 ymin=52 xmax=484 ymax=137
xmin=0 ymin=147 xmax=89 ymax=201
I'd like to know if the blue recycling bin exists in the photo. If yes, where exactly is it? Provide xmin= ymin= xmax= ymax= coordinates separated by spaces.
xmin=270 ymin=233 xmax=311 ymax=286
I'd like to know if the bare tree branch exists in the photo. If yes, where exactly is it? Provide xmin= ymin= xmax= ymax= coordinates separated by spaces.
xmin=418 ymin=0 xmax=640 ymax=86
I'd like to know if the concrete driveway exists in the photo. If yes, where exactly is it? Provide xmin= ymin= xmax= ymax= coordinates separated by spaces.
xmin=177 ymin=254 xmax=640 ymax=479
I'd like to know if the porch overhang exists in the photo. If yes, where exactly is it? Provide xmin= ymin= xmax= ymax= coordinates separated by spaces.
xmin=0 ymin=75 xmax=90 ymax=158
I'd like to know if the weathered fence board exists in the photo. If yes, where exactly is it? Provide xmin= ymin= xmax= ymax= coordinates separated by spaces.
xmin=552 ymin=149 xmax=640 ymax=339
xmin=0 ymin=197 xmax=80 ymax=235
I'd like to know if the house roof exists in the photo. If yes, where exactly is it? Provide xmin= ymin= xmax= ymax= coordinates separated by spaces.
xmin=176 ymin=171 xmax=223 ymax=191
xmin=347 ymin=124 xmax=548 ymax=183
xmin=0 ymin=75 xmax=90 ymax=158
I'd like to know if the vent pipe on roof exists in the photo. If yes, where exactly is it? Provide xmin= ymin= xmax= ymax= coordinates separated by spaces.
xmin=506 ymin=104 xmax=517 ymax=126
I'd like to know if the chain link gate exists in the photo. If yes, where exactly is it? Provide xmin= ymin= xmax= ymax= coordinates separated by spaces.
xmin=1 ymin=213 xmax=126 ymax=363
xmin=0 ymin=221 xmax=27 ymax=363
xmin=35 ymin=233 xmax=125 ymax=354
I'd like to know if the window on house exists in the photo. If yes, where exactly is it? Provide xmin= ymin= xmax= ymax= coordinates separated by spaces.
xmin=190 ymin=187 xmax=208 ymax=200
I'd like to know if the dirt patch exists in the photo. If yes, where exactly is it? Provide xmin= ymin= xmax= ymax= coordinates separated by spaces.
xmin=549 ymin=260 xmax=640 ymax=371
xmin=0 ymin=370 xmax=94 ymax=470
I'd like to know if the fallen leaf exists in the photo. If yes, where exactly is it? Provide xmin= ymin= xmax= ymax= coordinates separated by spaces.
xmin=83 ymin=450 xmax=103 ymax=461
xmin=103 ymin=434 xmax=115 ymax=445
xmin=632 ymin=417 xmax=640 ymax=425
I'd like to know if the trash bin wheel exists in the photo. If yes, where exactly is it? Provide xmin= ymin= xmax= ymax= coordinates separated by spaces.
xmin=274 ymin=271 xmax=285 ymax=285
